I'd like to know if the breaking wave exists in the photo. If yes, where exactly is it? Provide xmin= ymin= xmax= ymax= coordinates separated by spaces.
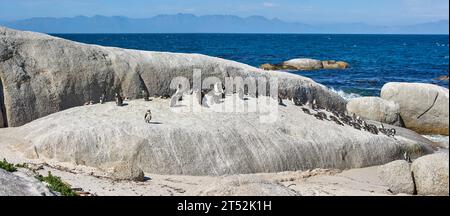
xmin=329 ymin=88 xmax=362 ymax=101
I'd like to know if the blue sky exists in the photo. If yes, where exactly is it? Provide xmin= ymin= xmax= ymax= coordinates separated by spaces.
xmin=0 ymin=0 xmax=448 ymax=25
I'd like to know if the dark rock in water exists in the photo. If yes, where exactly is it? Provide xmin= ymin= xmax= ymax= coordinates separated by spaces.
xmin=0 ymin=26 xmax=347 ymax=127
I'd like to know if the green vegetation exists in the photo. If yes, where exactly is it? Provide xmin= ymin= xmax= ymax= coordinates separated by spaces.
xmin=0 ymin=158 xmax=17 ymax=172
xmin=36 ymin=171 xmax=77 ymax=196
xmin=15 ymin=163 xmax=28 ymax=168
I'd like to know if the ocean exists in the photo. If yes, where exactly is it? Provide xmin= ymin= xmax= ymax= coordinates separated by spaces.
xmin=53 ymin=34 xmax=449 ymax=98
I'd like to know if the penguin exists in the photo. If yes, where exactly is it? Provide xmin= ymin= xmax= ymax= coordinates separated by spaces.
xmin=403 ymin=151 xmax=412 ymax=163
xmin=366 ymin=124 xmax=379 ymax=135
xmin=352 ymin=122 xmax=362 ymax=130
xmin=142 ymin=90 xmax=150 ymax=101
xmin=301 ymin=107 xmax=312 ymax=115
xmin=99 ymin=93 xmax=106 ymax=104
xmin=317 ymin=111 xmax=328 ymax=121
xmin=144 ymin=110 xmax=152 ymax=124
xmin=388 ymin=128 xmax=396 ymax=138
xmin=379 ymin=124 xmax=387 ymax=135
xmin=330 ymin=116 xmax=344 ymax=126
xmin=312 ymin=99 xmax=318 ymax=110
xmin=314 ymin=113 xmax=324 ymax=120
xmin=115 ymin=93 xmax=123 ymax=106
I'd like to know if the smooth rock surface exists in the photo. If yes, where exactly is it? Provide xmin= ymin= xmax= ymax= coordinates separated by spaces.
xmin=411 ymin=153 xmax=449 ymax=196
xmin=2 ymin=96 xmax=433 ymax=176
xmin=347 ymin=97 xmax=403 ymax=126
xmin=0 ymin=169 xmax=54 ymax=196
xmin=378 ymin=160 xmax=415 ymax=194
xmin=283 ymin=58 xmax=324 ymax=70
xmin=0 ymin=27 xmax=346 ymax=127
xmin=381 ymin=82 xmax=449 ymax=135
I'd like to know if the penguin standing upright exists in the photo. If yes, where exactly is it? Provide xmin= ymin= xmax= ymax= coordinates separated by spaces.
xmin=145 ymin=110 xmax=152 ymax=124
xmin=115 ymin=93 xmax=123 ymax=106
xmin=142 ymin=90 xmax=150 ymax=101
xmin=100 ymin=93 xmax=106 ymax=104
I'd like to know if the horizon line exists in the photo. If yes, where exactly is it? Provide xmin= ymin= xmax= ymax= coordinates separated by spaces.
xmin=2 ymin=14 xmax=449 ymax=27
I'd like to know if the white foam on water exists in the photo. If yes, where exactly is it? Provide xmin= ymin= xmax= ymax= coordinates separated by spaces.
xmin=329 ymin=88 xmax=362 ymax=101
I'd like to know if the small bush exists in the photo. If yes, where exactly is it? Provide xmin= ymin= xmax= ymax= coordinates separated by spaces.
xmin=15 ymin=163 xmax=28 ymax=168
xmin=36 ymin=171 xmax=77 ymax=196
xmin=0 ymin=158 xmax=17 ymax=172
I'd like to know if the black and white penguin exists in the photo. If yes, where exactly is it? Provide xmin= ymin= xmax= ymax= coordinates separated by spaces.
xmin=115 ymin=93 xmax=123 ymax=106
xmin=145 ymin=110 xmax=152 ymax=124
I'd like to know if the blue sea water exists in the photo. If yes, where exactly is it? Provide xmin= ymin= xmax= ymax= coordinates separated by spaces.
xmin=53 ymin=34 xmax=449 ymax=97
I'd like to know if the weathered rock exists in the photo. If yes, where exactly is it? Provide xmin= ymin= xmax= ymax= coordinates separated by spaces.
xmin=347 ymin=97 xmax=403 ymax=126
xmin=411 ymin=153 xmax=449 ymax=196
xmin=378 ymin=160 xmax=415 ymax=195
xmin=381 ymin=82 xmax=449 ymax=135
xmin=322 ymin=60 xmax=350 ymax=69
xmin=2 ymin=97 xmax=434 ymax=176
xmin=0 ymin=169 xmax=54 ymax=196
xmin=283 ymin=58 xmax=324 ymax=70
xmin=0 ymin=26 xmax=347 ymax=127
xmin=103 ymin=161 xmax=145 ymax=182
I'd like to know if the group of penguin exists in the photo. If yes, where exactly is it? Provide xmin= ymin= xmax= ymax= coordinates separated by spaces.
xmin=108 ymin=88 xmax=396 ymax=138
xmin=109 ymin=90 xmax=153 ymax=124
xmin=293 ymin=99 xmax=396 ymax=138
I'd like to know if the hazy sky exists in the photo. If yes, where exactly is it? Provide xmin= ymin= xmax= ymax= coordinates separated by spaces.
xmin=0 ymin=0 xmax=448 ymax=25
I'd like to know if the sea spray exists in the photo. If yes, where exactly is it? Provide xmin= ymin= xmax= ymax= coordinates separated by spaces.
xmin=329 ymin=88 xmax=362 ymax=101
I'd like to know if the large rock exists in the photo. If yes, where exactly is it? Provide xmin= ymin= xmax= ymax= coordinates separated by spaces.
xmin=322 ymin=60 xmax=349 ymax=69
xmin=411 ymin=153 xmax=449 ymax=196
xmin=0 ymin=169 xmax=54 ymax=196
xmin=1 ymin=97 xmax=434 ymax=176
xmin=378 ymin=160 xmax=415 ymax=195
xmin=102 ymin=161 xmax=145 ymax=182
xmin=283 ymin=58 xmax=324 ymax=70
xmin=381 ymin=82 xmax=449 ymax=135
xmin=347 ymin=97 xmax=403 ymax=126
xmin=0 ymin=27 xmax=347 ymax=127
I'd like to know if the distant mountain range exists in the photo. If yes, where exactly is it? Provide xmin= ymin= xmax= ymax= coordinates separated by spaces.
xmin=1 ymin=14 xmax=448 ymax=34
